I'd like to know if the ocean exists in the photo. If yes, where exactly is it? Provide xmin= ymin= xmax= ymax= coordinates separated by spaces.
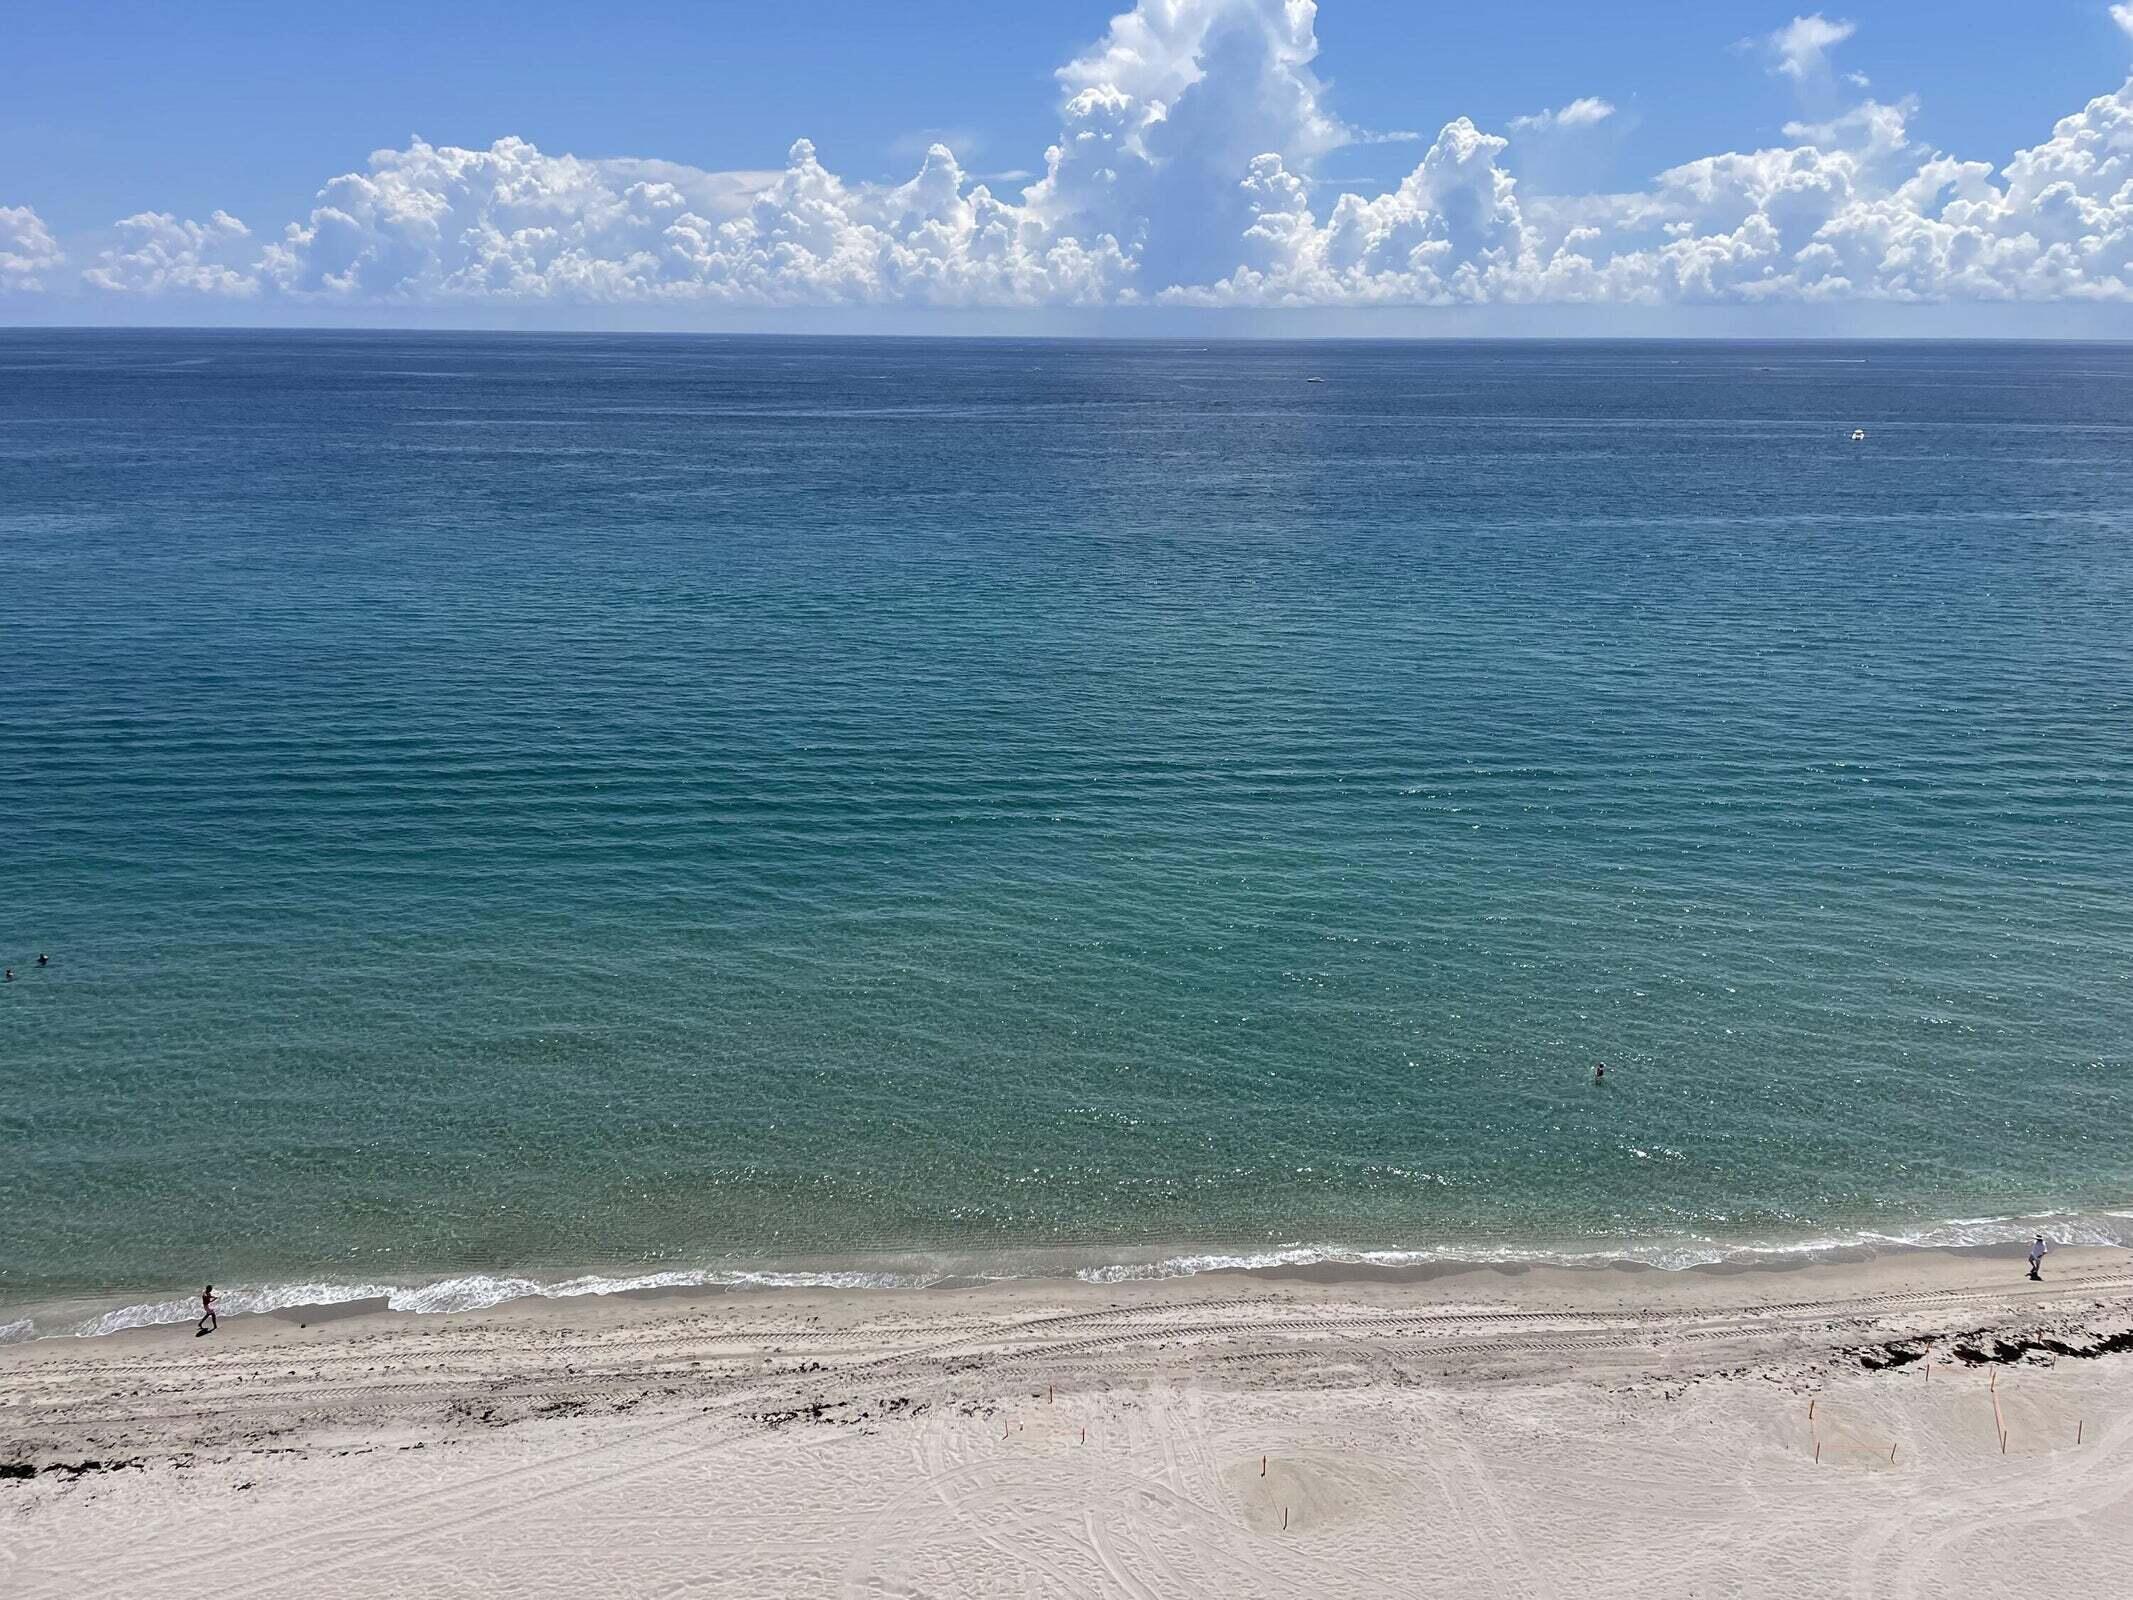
xmin=4 ymin=330 xmax=2131 ymax=1338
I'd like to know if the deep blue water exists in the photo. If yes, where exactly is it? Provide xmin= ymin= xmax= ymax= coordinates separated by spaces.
xmin=5 ymin=331 xmax=2132 ymax=1331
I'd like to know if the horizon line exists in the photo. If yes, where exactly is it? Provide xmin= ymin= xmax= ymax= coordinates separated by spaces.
xmin=7 ymin=323 xmax=2133 ymax=348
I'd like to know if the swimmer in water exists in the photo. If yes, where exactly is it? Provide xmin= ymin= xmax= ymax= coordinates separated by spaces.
xmin=36 ymin=953 xmax=49 ymax=967
xmin=1593 ymin=1062 xmax=1607 ymax=1085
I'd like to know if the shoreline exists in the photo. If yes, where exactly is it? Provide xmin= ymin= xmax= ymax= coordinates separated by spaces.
xmin=11 ymin=1233 xmax=2129 ymax=1358
xmin=7 ymin=1240 xmax=2132 ymax=1596
xmin=11 ymin=1240 xmax=2130 ymax=1438
xmin=12 ymin=1202 xmax=2133 ymax=1344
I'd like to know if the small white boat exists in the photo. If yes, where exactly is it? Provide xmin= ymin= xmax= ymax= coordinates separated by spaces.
xmin=1851 ymin=429 xmax=1867 ymax=442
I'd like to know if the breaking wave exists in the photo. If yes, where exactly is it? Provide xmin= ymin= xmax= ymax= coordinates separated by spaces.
xmin=8 ymin=1207 xmax=2129 ymax=1343
xmin=1074 ymin=1210 xmax=2133 ymax=1282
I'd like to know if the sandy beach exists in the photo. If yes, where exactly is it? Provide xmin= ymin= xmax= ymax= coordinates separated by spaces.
xmin=6 ymin=1244 xmax=2132 ymax=1597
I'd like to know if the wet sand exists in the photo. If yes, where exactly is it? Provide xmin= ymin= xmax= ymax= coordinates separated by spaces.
xmin=6 ymin=1244 xmax=2132 ymax=1597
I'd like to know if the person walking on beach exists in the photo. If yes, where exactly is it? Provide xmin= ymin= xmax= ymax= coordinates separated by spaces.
xmin=197 ymin=1284 xmax=217 ymax=1335
xmin=2028 ymin=1235 xmax=2050 ymax=1281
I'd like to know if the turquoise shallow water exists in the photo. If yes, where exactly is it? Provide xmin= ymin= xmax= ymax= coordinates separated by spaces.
xmin=4 ymin=332 xmax=2133 ymax=1333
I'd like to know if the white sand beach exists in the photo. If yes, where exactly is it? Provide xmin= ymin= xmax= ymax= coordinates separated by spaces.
xmin=6 ymin=1245 xmax=2132 ymax=1598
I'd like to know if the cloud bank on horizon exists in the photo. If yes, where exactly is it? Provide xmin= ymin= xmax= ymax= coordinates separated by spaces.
xmin=7 ymin=1 xmax=2133 ymax=314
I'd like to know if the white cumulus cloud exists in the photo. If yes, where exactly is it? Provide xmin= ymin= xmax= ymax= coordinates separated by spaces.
xmin=1161 ymin=117 xmax=1546 ymax=306
xmin=1025 ymin=0 xmax=1366 ymax=286
xmin=252 ymin=133 xmax=1131 ymax=306
xmin=85 ymin=210 xmax=257 ymax=295
xmin=1 ymin=204 xmax=65 ymax=291
xmin=1157 ymin=68 xmax=2133 ymax=309
xmin=1764 ymin=14 xmax=1858 ymax=83
xmin=249 ymin=0 xmax=1359 ymax=305
xmin=1510 ymin=97 xmax=1617 ymax=134
xmin=2115 ymin=4 xmax=2133 ymax=43
xmin=1602 ymin=80 xmax=2133 ymax=306
xmin=20 ymin=0 xmax=2133 ymax=314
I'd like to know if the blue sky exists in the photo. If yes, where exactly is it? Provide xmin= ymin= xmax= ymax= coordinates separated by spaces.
xmin=5 ymin=1 xmax=2133 ymax=330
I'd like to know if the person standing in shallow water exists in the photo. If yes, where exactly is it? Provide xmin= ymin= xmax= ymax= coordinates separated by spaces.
xmin=197 ymin=1284 xmax=217 ymax=1335
xmin=2028 ymin=1235 xmax=2050 ymax=1281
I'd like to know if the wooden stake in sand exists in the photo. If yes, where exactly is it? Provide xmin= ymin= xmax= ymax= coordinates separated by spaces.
xmin=2078 ymin=1420 xmax=2084 ymax=1445
xmin=1080 ymin=1426 xmax=1086 ymax=1445
xmin=1809 ymin=1398 xmax=1816 ymax=1421
xmin=1048 ymin=1384 xmax=1053 ymax=1404
xmin=1261 ymin=1455 xmax=1267 ymax=1477
xmin=1815 ymin=1441 xmax=1821 ymax=1463
xmin=1283 ymin=1507 xmax=1289 ymax=1531
xmin=1889 ymin=1444 xmax=1897 ymax=1464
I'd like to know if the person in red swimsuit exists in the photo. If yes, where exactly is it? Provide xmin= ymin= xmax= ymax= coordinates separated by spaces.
xmin=197 ymin=1284 xmax=217 ymax=1335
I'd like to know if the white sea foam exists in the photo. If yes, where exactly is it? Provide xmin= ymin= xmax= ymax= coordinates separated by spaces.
xmin=1074 ymin=1241 xmax=1734 ymax=1282
xmin=382 ymin=1267 xmax=935 ymax=1316
xmin=12 ymin=1208 xmax=2131 ymax=1341
xmin=66 ymin=1281 xmax=400 ymax=1339
xmin=1074 ymin=1212 xmax=2133 ymax=1283
xmin=25 ymin=1265 xmax=943 ymax=1341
